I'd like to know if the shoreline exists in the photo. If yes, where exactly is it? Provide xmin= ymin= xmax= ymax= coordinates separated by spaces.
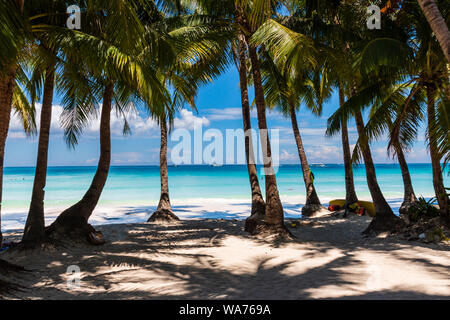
xmin=0 ymin=196 xmax=414 ymax=233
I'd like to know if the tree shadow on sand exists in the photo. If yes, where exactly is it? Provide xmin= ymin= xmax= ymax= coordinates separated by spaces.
xmin=1 ymin=219 xmax=449 ymax=300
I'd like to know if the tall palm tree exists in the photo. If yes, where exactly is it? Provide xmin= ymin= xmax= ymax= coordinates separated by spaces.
xmin=258 ymin=47 xmax=329 ymax=216
xmin=22 ymin=0 xmax=70 ymax=244
xmin=45 ymin=0 xmax=170 ymax=243
xmin=237 ymin=0 xmax=292 ymax=236
xmin=353 ymin=108 xmax=400 ymax=233
xmin=417 ymin=0 xmax=450 ymax=62
xmin=348 ymin=0 xmax=449 ymax=220
xmin=148 ymin=113 xmax=180 ymax=222
xmin=146 ymin=6 xmax=232 ymax=222
xmin=252 ymin=1 xmax=363 ymax=217
xmin=0 ymin=0 xmax=25 ymax=248
xmin=338 ymin=85 xmax=359 ymax=214
xmin=167 ymin=0 xmax=288 ymax=236
xmin=234 ymin=33 xmax=266 ymax=231
xmin=22 ymin=62 xmax=56 ymax=244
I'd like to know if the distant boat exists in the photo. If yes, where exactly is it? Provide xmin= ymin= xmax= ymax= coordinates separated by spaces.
xmin=211 ymin=163 xmax=223 ymax=167
xmin=311 ymin=163 xmax=326 ymax=167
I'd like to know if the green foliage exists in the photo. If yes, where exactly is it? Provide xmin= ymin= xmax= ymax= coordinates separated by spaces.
xmin=407 ymin=196 xmax=440 ymax=222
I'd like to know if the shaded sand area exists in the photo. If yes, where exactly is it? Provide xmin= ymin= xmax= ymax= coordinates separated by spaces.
xmin=1 ymin=215 xmax=449 ymax=300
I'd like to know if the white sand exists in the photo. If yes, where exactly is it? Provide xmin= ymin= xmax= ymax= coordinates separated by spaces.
xmin=2 ymin=215 xmax=449 ymax=300
xmin=1 ymin=196 xmax=402 ymax=232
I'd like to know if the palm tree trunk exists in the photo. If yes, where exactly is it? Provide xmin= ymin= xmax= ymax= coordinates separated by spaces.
xmin=236 ymin=33 xmax=266 ymax=232
xmin=47 ymin=83 xmax=114 ymax=242
xmin=22 ymin=67 xmax=55 ymax=245
xmin=354 ymin=110 xmax=400 ymax=234
xmin=246 ymin=41 xmax=288 ymax=237
xmin=393 ymin=141 xmax=417 ymax=215
xmin=288 ymin=102 xmax=324 ymax=216
xmin=426 ymin=86 xmax=449 ymax=220
xmin=417 ymin=0 xmax=450 ymax=63
xmin=0 ymin=69 xmax=16 ymax=248
xmin=0 ymin=0 xmax=24 ymax=249
xmin=339 ymin=86 xmax=358 ymax=215
xmin=148 ymin=116 xmax=179 ymax=222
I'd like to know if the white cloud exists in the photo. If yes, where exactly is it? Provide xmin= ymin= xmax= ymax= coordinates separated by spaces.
xmin=85 ymin=158 xmax=98 ymax=164
xmin=173 ymin=109 xmax=210 ymax=130
xmin=280 ymin=149 xmax=297 ymax=162
xmin=205 ymin=107 xmax=258 ymax=121
xmin=8 ymin=131 xmax=26 ymax=139
xmin=8 ymin=103 xmax=159 ymax=140
xmin=112 ymin=152 xmax=144 ymax=164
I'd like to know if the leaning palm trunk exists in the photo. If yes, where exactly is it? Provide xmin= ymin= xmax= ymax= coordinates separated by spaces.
xmin=417 ymin=0 xmax=450 ymax=63
xmin=22 ymin=67 xmax=55 ymax=245
xmin=426 ymin=87 xmax=449 ymax=220
xmin=0 ymin=0 xmax=24 ymax=249
xmin=288 ymin=103 xmax=325 ymax=216
xmin=393 ymin=141 xmax=417 ymax=216
xmin=46 ymin=84 xmax=114 ymax=243
xmin=338 ymin=86 xmax=358 ymax=215
xmin=236 ymin=34 xmax=266 ymax=232
xmin=246 ymin=42 xmax=288 ymax=237
xmin=0 ymin=69 xmax=17 ymax=248
xmin=148 ymin=117 xmax=179 ymax=223
xmin=354 ymin=110 xmax=401 ymax=235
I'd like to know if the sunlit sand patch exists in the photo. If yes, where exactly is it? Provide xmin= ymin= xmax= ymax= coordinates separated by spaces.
xmin=2 ymin=217 xmax=449 ymax=299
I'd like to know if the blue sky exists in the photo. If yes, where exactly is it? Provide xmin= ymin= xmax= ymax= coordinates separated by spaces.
xmin=5 ymin=66 xmax=431 ymax=167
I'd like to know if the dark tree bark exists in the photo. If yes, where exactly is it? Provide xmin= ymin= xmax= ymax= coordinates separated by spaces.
xmin=393 ymin=141 xmax=417 ymax=216
xmin=288 ymin=102 xmax=325 ymax=216
xmin=46 ymin=84 xmax=114 ymax=244
xmin=148 ymin=116 xmax=179 ymax=223
xmin=236 ymin=33 xmax=266 ymax=232
xmin=417 ymin=0 xmax=450 ymax=63
xmin=426 ymin=86 xmax=449 ymax=220
xmin=339 ymin=86 xmax=358 ymax=216
xmin=22 ymin=66 xmax=55 ymax=245
xmin=354 ymin=110 xmax=401 ymax=235
xmin=246 ymin=40 xmax=288 ymax=237
xmin=0 ymin=71 xmax=16 ymax=248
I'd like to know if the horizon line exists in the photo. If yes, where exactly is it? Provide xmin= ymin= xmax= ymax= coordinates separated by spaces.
xmin=4 ymin=162 xmax=438 ymax=169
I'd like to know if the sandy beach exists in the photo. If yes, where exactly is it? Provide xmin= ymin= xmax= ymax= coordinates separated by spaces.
xmin=2 ymin=214 xmax=449 ymax=300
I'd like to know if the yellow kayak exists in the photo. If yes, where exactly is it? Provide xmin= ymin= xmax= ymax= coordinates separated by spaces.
xmin=329 ymin=199 xmax=376 ymax=217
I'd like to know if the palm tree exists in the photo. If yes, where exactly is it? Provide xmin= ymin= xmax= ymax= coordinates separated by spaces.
xmin=234 ymin=33 xmax=266 ymax=231
xmin=393 ymin=140 xmax=418 ymax=215
xmin=45 ymin=0 xmax=170 ymax=243
xmin=251 ymin=1 xmax=364 ymax=217
xmin=237 ymin=0 xmax=292 ymax=236
xmin=22 ymin=62 xmax=56 ymax=244
xmin=166 ymin=0 xmax=288 ymax=236
xmin=0 ymin=0 xmax=25 ymax=248
xmin=350 ymin=0 xmax=449 ymax=220
xmin=148 ymin=113 xmax=180 ymax=222
xmin=353 ymin=108 xmax=400 ymax=234
xmin=417 ymin=0 xmax=450 ymax=62
xmin=258 ymin=47 xmax=329 ymax=216
xmin=146 ymin=5 xmax=232 ymax=222
xmin=22 ymin=0 xmax=69 ymax=245
xmin=338 ymin=85 xmax=359 ymax=215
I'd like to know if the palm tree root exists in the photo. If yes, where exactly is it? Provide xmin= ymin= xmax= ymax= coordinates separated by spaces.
xmin=46 ymin=213 xmax=105 ymax=246
xmin=245 ymin=211 xmax=266 ymax=233
xmin=362 ymin=214 xmax=404 ymax=236
xmin=399 ymin=200 xmax=418 ymax=216
xmin=302 ymin=204 xmax=329 ymax=217
xmin=245 ymin=197 xmax=266 ymax=231
xmin=245 ymin=218 xmax=293 ymax=240
xmin=147 ymin=209 xmax=180 ymax=223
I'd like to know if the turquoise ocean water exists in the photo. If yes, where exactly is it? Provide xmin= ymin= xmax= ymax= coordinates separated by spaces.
xmin=3 ymin=163 xmax=448 ymax=211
